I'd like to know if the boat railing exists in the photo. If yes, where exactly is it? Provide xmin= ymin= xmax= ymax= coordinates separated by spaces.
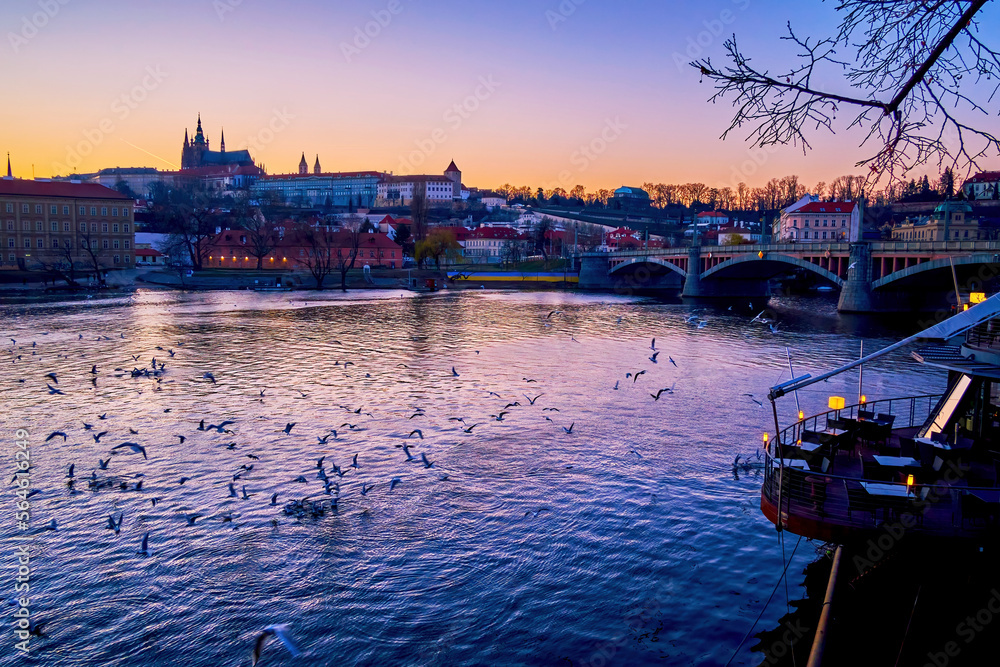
xmin=760 ymin=454 xmax=1000 ymax=531
xmin=769 ymin=393 xmax=943 ymax=450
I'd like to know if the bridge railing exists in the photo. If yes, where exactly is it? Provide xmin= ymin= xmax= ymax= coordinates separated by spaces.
xmin=581 ymin=240 xmax=1000 ymax=258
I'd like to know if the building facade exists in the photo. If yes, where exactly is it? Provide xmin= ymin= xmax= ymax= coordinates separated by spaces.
xmin=962 ymin=171 xmax=1000 ymax=200
xmin=777 ymin=197 xmax=860 ymax=243
xmin=1 ymin=177 xmax=135 ymax=270
xmin=376 ymin=162 xmax=463 ymax=206
xmin=204 ymin=226 xmax=403 ymax=270
xmin=891 ymin=200 xmax=979 ymax=241
xmin=251 ymin=167 xmax=384 ymax=208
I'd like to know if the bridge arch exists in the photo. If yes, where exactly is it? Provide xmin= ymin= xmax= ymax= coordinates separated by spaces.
xmin=701 ymin=253 xmax=844 ymax=287
xmin=608 ymin=257 xmax=687 ymax=279
xmin=872 ymin=253 xmax=1000 ymax=290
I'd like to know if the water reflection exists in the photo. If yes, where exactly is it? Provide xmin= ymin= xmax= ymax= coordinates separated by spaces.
xmin=0 ymin=289 xmax=946 ymax=666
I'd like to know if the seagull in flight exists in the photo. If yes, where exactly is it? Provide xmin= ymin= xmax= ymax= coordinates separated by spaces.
xmin=202 ymin=372 xmax=217 ymax=384
xmin=463 ymin=423 xmax=480 ymax=433
xmin=389 ymin=477 xmax=402 ymax=491
xmin=408 ymin=429 xmax=424 ymax=439
xmin=562 ymin=423 xmax=575 ymax=434
xmin=649 ymin=351 xmax=659 ymax=364
xmin=138 ymin=532 xmax=150 ymax=556
xmin=632 ymin=370 xmax=646 ymax=383
xmin=650 ymin=338 xmax=656 ymax=351
xmin=452 ymin=367 xmax=459 ymax=377
xmin=111 ymin=442 xmax=147 ymax=459
xmin=421 ymin=453 xmax=434 ymax=468
xmin=668 ymin=357 xmax=677 ymax=367
xmin=524 ymin=393 xmax=544 ymax=405
xmin=47 ymin=384 xmax=64 ymax=395
xmin=46 ymin=431 xmax=67 ymax=442
xmin=93 ymin=431 xmax=109 ymax=443
xmin=45 ymin=372 xmax=58 ymax=384
xmin=283 ymin=423 xmax=296 ymax=434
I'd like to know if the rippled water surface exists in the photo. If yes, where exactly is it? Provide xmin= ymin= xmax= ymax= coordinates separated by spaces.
xmin=0 ymin=289 xmax=945 ymax=666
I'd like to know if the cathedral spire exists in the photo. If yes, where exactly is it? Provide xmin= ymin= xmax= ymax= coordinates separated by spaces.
xmin=194 ymin=113 xmax=206 ymax=146
xmin=5 ymin=153 xmax=11 ymax=179
xmin=299 ymin=152 xmax=308 ymax=175
xmin=314 ymin=154 xmax=321 ymax=174
xmin=220 ymin=127 xmax=226 ymax=152
xmin=184 ymin=128 xmax=189 ymax=147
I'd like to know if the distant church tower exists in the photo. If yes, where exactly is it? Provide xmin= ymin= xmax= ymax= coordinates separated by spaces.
xmin=299 ymin=153 xmax=308 ymax=175
xmin=181 ymin=113 xmax=210 ymax=169
xmin=314 ymin=155 xmax=321 ymax=174
xmin=220 ymin=128 xmax=226 ymax=153
xmin=445 ymin=160 xmax=462 ymax=199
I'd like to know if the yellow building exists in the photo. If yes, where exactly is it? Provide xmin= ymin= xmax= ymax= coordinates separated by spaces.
xmin=891 ymin=200 xmax=979 ymax=242
xmin=1 ymin=171 xmax=135 ymax=271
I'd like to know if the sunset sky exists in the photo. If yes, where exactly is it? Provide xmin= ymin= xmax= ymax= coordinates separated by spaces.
xmin=3 ymin=0 xmax=999 ymax=191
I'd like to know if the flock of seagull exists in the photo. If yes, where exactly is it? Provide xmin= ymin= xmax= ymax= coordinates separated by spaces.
xmin=6 ymin=300 xmax=782 ymax=664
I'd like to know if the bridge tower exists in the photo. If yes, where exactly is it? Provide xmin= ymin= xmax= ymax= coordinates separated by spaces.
xmin=838 ymin=243 xmax=877 ymax=312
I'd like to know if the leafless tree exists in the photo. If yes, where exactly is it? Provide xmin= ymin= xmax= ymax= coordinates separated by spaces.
xmin=335 ymin=215 xmax=364 ymax=291
xmin=693 ymin=1 xmax=999 ymax=183
xmin=33 ymin=242 xmax=82 ymax=288
xmin=297 ymin=226 xmax=336 ymax=290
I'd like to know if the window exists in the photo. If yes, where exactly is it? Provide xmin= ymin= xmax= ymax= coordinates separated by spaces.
xmin=23 ymin=239 xmax=30 ymax=248
xmin=102 ymin=240 xmax=109 ymax=249
xmin=113 ymin=223 xmax=119 ymax=233
xmin=51 ymin=221 xmax=58 ymax=232
xmin=804 ymin=231 xmax=810 ymax=239
xmin=123 ymin=223 xmax=129 ymax=233
xmin=124 ymin=240 xmax=130 ymax=249
xmin=114 ymin=254 xmax=120 ymax=264
xmin=102 ymin=222 xmax=108 ymax=233
xmin=35 ymin=205 xmax=42 ymax=214
xmin=822 ymin=231 xmax=828 ymax=239
xmin=113 ymin=240 xmax=120 ymax=249
xmin=22 ymin=204 xmax=29 ymax=213
xmin=64 ymin=239 xmax=72 ymax=249
xmin=63 ymin=206 xmax=69 ymax=215
xmin=122 ymin=209 xmax=128 ymax=218
xmin=5 ymin=221 xmax=11 ymax=231
xmin=79 ymin=222 xmax=86 ymax=232
xmin=35 ymin=221 xmax=42 ymax=231
xmin=63 ymin=222 xmax=70 ymax=232
xmin=52 ymin=239 xmax=60 ymax=249
xmin=112 ymin=208 xmax=118 ymax=217
xmin=124 ymin=255 xmax=130 ymax=264
xmin=50 ymin=205 xmax=57 ymax=214
xmin=8 ymin=253 xmax=14 ymax=262
xmin=101 ymin=207 xmax=107 ymax=216
xmin=79 ymin=206 xmax=86 ymax=215
xmin=7 ymin=238 xmax=13 ymax=248
xmin=4 ymin=204 xmax=11 ymax=213
xmin=91 ymin=223 xmax=97 ymax=232
xmin=90 ymin=207 xmax=97 ymax=215
xmin=37 ymin=239 xmax=44 ymax=248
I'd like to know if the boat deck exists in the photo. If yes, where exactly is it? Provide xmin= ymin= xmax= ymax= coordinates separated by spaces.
xmin=761 ymin=426 xmax=1000 ymax=542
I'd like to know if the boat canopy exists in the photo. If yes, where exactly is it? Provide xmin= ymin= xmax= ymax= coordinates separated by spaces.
xmin=768 ymin=293 xmax=1000 ymax=400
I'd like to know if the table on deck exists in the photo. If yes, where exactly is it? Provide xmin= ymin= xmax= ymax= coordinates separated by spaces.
xmin=776 ymin=459 xmax=809 ymax=470
xmin=873 ymin=455 xmax=922 ymax=468
xmin=860 ymin=481 xmax=912 ymax=498
xmin=915 ymin=436 xmax=952 ymax=451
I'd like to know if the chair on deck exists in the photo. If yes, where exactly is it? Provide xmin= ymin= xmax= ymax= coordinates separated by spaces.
xmin=876 ymin=413 xmax=896 ymax=427
xmin=899 ymin=437 xmax=917 ymax=459
xmin=961 ymin=493 xmax=991 ymax=528
xmin=858 ymin=409 xmax=875 ymax=421
xmin=844 ymin=481 xmax=876 ymax=524
xmin=801 ymin=448 xmax=831 ymax=474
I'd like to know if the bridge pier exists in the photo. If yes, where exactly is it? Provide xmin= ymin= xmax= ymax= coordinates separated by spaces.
xmin=682 ymin=245 xmax=769 ymax=299
xmin=838 ymin=243 xmax=878 ymax=313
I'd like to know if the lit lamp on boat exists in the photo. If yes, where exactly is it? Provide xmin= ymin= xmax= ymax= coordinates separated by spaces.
xmin=859 ymin=395 xmax=867 ymax=405
xmin=763 ymin=432 xmax=769 ymax=452
xmin=828 ymin=396 xmax=845 ymax=418
xmin=798 ymin=410 xmax=804 ymax=421
xmin=906 ymin=474 xmax=914 ymax=495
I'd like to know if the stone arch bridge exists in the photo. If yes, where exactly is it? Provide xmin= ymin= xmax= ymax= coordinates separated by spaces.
xmin=577 ymin=241 xmax=1000 ymax=312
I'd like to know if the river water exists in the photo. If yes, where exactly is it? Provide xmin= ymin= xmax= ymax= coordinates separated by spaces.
xmin=0 ymin=288 xmax=946 ymax=666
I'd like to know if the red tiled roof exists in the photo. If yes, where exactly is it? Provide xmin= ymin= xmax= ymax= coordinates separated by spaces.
xmin=467 ymin=226 xmax=519 ymax=240
xmin=794 ymin=202 xmax=857 ymax=214
xmin=0 ymin=179 xmax=132 ymax=200
xmin=965 ymin=171 xmax=1000 ymax=184
xmin=431 ymin=226 xmax=471 ymax=241
xmin=380 ymin=175 xmax=454 ymax=184
xmin=697 ymin=211 xmax=728 ymax=218
xmin=135 ymin=248 xmax=163 ymax=257
xmin=259 ymin=171 xmax=384 ymax=180
xmin=446 ymin=161 xmax=460 ymax=172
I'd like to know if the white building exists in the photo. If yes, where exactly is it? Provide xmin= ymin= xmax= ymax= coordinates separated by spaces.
xmin=777 ymin=195 xmax=861 ymax=243
xmin=376 ymin=161 xmax=462 ymax=206
xmin=963 ymin=171 xmax=1000 ymax=200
